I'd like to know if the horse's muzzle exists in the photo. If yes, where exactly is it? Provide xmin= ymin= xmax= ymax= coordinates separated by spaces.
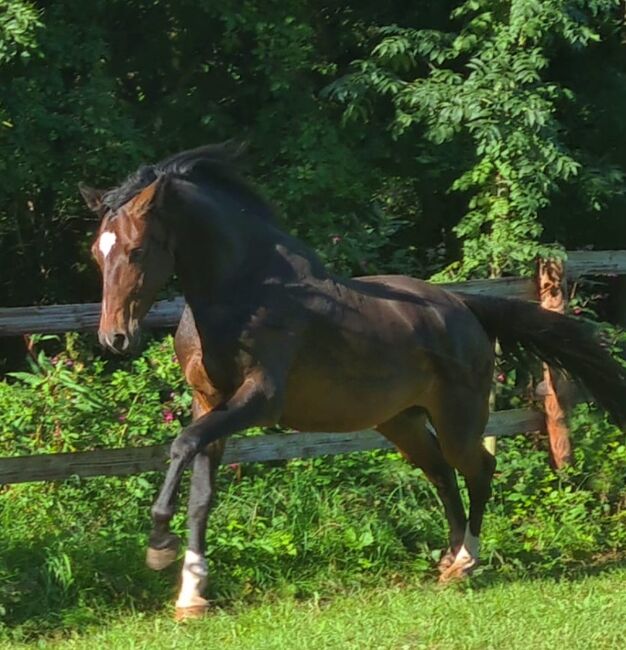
xmin=99 ymin=329 xmax=139 ymax=355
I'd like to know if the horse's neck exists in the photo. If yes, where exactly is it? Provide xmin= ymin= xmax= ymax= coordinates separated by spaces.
xmin=172 ymin=201 xmax=271 ymax=302
xmin=170 ymin=179 xmax=335 ymax=307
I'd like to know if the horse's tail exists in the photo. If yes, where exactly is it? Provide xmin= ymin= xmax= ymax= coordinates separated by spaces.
xmin=455 ymin=292 xmax=626 ymax=429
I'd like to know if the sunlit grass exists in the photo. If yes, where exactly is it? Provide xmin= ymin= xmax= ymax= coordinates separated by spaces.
xmin=5 ymin=568 xmax=625 ymax=649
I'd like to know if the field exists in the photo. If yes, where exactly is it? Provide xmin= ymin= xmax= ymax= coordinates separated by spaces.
xmin=3 ymin=568 xmax=624 ymax=649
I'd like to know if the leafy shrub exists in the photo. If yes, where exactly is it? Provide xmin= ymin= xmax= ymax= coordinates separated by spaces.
xmin=0 ymin=334 xmax=188 ymax=456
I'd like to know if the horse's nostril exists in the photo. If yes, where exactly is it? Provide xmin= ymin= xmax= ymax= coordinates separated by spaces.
xmin=112 ymin=333 xmax=128 ymax=352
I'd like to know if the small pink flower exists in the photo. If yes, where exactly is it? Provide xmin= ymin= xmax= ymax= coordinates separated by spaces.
xmin=573 ymin=307 xmax=582 ymax=315
xmin=50 ymin=356 xmax=59 ymax=366
xmin=497 ymin=372 xmax=506 ymax=383
xmin=162 ymin=409 xmax=175 ymax=423
xmin=65 ymin=359 xmax=74 ymax=368
xmin=331 ymin=235 xmax=342 ymax=245
xmin=118 ymin=414 xmax=127 ymax=423
xmin=229 ymin=463 xmax=240 ymax=472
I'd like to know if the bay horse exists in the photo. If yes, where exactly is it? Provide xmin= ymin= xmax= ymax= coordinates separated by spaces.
xmin=80 ymin=144 xmax=626 ymax=618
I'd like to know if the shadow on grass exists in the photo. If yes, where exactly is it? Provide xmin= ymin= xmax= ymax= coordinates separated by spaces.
xmin=1 ymin=532 xmax=625 ymax=643
xmin=0 ymin=536 xmax=177 ymax=639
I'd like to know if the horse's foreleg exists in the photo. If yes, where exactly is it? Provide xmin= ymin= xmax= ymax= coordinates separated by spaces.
xmin=146 ymin=396 xmax=209 ymax=571
xmin=147 ymin=377 xmax=278 ymax=572
xmin=174 ymin=440 xmax=224 ymax=619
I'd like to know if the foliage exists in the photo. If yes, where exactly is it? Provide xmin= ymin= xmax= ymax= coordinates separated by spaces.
xmin=0 ymin=0 xmax=419 ymax=308
xmin=326 ymin=0 xmax=626 ymax=278
xmin=0 ymin=335 xmax=187 ymax=455
xmin=2 ymin=1 xmax=626 ymax=308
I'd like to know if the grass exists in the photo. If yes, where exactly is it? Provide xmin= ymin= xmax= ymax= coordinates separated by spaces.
xmin=5 ymin=567 xmax=625 ymax=649
xmin=1 ymin=397 xmax=624 ymax=647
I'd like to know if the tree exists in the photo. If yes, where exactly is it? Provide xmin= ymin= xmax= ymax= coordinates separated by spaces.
xmin=326 ymin=0 xmax=626 ymax=279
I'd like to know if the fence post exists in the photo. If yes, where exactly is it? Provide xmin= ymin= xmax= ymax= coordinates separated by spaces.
xmin=537 ymin=258 xmax=572 ymax=468
xmin=484 ymin=342 xmax=499 ymax=457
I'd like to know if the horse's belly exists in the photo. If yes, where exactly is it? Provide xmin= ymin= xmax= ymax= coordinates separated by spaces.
xmin=279 ymin=361 xmax=433 ymax=432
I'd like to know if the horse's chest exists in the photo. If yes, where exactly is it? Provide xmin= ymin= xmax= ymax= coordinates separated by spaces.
xmin=188 ymin=310 xmax=270 ymax=395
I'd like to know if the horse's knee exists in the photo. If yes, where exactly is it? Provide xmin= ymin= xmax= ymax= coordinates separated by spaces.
xmin=170 ymin=434 xmax=200 ymax=463
xmin=151 ymin=503 xmax=174 ymax=525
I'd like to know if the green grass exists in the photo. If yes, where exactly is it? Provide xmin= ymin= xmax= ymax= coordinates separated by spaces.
xmin=6 ymin=567 xmax=625 ymax=650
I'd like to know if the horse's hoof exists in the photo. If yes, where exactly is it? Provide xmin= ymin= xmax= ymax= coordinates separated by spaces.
xmin=438 ymin=557 xmax=478 ymax=584
xmin=437 ymin=549 xmax=456 ymax=574
xmin=146 ymin=543 xmax=179 ymax=571
xmin=175 ymin=601 xmax=210 ymax=621
xmin=146 ymin=532 xmax=181 ymax=570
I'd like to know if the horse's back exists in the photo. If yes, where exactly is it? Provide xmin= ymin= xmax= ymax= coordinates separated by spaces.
xmin=348 ymin=274 xmax=493 ymax=365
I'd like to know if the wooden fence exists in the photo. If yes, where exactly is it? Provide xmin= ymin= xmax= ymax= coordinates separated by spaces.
xmin=0 ymin=250 xmax=624 ymax=485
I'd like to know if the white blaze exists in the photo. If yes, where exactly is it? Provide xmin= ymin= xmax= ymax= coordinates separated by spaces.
xmin=175 ymin=550 xmax=208 ymax=609
xmin=98 ymin=231 xmax=117 ymax=258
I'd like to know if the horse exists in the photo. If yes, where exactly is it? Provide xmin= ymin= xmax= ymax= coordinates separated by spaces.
xmin=80 ymin=143 xmax=626 ymax=618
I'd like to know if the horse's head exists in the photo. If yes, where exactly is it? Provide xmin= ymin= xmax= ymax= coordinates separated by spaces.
xmin=80 ymin=178 xmax=175 ymax=354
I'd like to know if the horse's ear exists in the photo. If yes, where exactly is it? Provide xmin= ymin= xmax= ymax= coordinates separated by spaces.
xmin=79 ymin=183 xmax=106 ymax=212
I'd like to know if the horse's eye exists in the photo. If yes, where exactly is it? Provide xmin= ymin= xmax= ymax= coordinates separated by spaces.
xmin=129 ymin=248 xmax=144 ymax=263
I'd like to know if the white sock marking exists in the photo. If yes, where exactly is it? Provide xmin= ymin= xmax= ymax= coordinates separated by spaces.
xmin=176 ymin=550 xmax=208 ymax=608
xmin=455 ymin=524 xmax=480 ymax=563
xmin=98 ymin=231 xmax=117 ymax=258
xmin=425 ymin=418 xmax=437 ymax=438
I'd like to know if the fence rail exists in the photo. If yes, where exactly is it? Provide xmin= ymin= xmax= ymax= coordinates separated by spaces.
xmin=0 ymin=408 xmax=544 ymax=485
xmin=1 ymin=250 xmax=624 ymax=337
xmin=0 ymin=249 xmax=624 ymax=485
xmin=0 ymin=278 xmax=535 ymax=337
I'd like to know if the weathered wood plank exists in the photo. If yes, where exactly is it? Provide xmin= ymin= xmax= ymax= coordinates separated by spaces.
xmin=567 ymin=250 xmax=626 ymax=277
xmin=0 ymin=298 xmax=185 ymax=337
xmin=2 ymin=251 xmax=625 ymax=337
xmin=0 ymin=279 xmax=535 ymax=337
xmin=440 ymin=277 xmax=535 ymax=300
xmin=0 ymin=409 xmax=544 ymax=485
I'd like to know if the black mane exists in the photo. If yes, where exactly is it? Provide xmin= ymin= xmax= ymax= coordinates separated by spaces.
xmin=102 ymin=142 xmax=276 ymax=222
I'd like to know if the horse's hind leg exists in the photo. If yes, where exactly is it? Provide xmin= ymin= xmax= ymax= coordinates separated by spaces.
xmin=428 ymin=387 xmax=495 ymax=582
xmin=377 ymin=408 xmax=467 ymax=572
